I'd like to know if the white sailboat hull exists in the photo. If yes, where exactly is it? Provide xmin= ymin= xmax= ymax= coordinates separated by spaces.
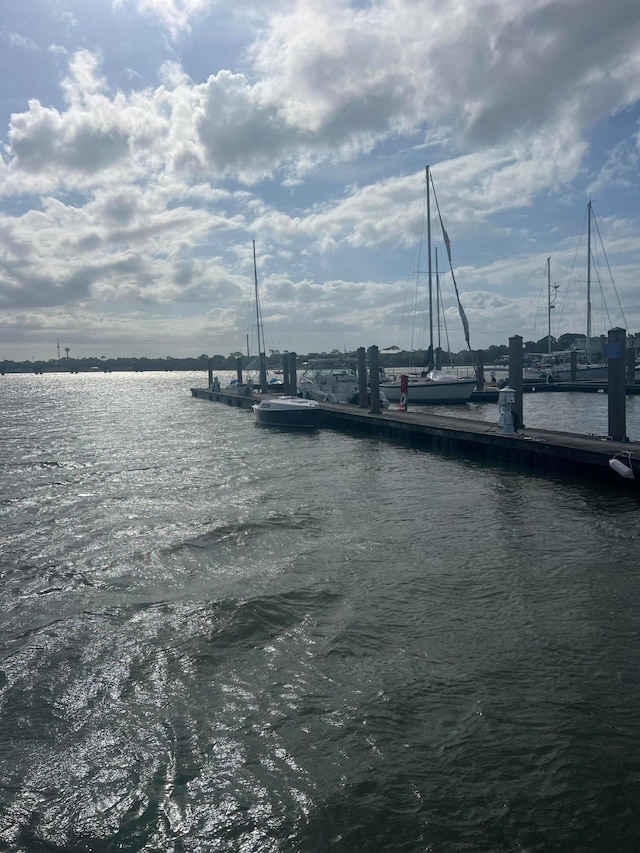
xmin=380 ymin=374 xmax=476 ymax=403
xmin=524 ymin=364 xmax=640 ymax=382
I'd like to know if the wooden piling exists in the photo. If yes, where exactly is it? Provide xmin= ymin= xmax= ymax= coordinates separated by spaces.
xmin=368 ymin=345 xmax=381 ymax=414
xmin=607 ymin=327 xmax=627 ymax=441
xmin=236 ymin=358 xmax=243 ymax=385
xmin=475 ymin=349 xmax=484 ymax=391
xmin=259 ymin=353 xmax=268 ymax=393
xmin=357 ymin=347 xmax=368 ymax=409
xmin=508 ymin=335 xmax=523 ymax=428
xmin=282 ymin=352 xmax=290 ymax=395
xmin=289 ymin=352 xmax=298 ymax=396
xmin=627 ymin=346 xmax=636 ymax=385
xmin=570 ymin=350 xmax=577 ymax=381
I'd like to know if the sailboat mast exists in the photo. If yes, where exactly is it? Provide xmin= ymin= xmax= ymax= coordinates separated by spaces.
xmin=586 ymin=201 xmax=592 ymax=364
xmin=252 ymin=239 xmax=263 ymax=356
xmin=435 ymin=246 xmax=441 ymax=352
xmin=547 ymin=257 xmax=552 ymax=355
xmin=426 ymin=166 xmax=433 ymax=363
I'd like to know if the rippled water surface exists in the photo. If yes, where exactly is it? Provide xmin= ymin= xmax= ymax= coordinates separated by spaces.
xmin=1 ymin=371 xmax=640 ymax=852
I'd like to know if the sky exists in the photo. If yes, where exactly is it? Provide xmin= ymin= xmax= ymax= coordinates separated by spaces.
xmin=1 ymin=0 xmax=640 ymax=361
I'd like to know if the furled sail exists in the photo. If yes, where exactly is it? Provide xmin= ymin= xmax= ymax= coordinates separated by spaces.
xmin=431 ymin=180 xmax=472 ymax=351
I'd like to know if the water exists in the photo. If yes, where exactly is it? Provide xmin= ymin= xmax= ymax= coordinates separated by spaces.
xmin=1 ymin=372 xmax=640 ymax=852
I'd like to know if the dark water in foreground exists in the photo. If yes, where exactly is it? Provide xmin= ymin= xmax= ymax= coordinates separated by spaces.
xmin=1 ymin=372 xmax=640 ymax=852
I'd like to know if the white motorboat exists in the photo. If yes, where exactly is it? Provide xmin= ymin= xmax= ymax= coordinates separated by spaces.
xmin=299 ymin=360 xmax=389 ymax=407
xmin=252 ymin=396 xmax=320 ymax=429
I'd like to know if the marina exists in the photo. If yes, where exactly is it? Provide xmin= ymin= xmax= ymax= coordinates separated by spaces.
xmin=191 ymin=383 xmax=640 ymax=488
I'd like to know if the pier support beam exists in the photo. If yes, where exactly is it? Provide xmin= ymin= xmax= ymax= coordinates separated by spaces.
xmin=282 ymin=352 xmax=290 ymax=395
xmin=508 ymin=335 xmax=524 ymax=428
xmin=259 ymin=353 xmax=268 ymax=393
xmin=236 ymin=358 xmax=243 ymax=386
xmin=475 ymin=349 xmax=484 ymax=391
xmin=207 ymin=359 xmax=213 ymax=388
xmin=627 ymin=346 xmax=636 ymax=385
xmin=357 ymin=347 xmax=368 ymax=409
xmin=368 ymin=345 xmax=381 ymax=414
xmin=607 ymin=327 xmax=626 ymax=441
xmin=570 ymin=350 xmax=577 ymax=381
xmin=289 ymin=352 xmax=298 ymax=396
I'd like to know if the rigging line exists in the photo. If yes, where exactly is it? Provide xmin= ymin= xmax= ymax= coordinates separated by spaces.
xmin=591 ymin=206 xmax=629 ymax=330
xmin=253 ymin=240 xmax=264 ymax=357
xmin=399 ymin=182 xmax=428 ymax=352
xmin=428 ymin=172 xmax=472 ymax=351
xmin=529 ymin=264 xmax=548 ymax=344
xmin=556 ymin=204 xmax=589 ymax=336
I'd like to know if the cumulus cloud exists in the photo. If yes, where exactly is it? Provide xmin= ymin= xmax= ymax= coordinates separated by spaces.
xmin=1 ymin=0 xmax=640 ymax=357
xmin=251 ymin=0 xmax=640 ymax=152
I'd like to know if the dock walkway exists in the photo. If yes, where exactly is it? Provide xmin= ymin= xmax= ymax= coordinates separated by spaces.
xmin=191 ymin=387 xmax=640 ymax=488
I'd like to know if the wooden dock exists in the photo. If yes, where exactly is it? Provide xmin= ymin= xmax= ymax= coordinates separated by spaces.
xmin=191 ymin=387 xmax=640 ymax=489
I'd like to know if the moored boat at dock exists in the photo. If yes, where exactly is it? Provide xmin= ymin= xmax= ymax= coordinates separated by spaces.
xmin=382 ymin=165 xmax=476 ymax=404
xmin=299 ymin=359 xmax=389 ymax=407
xmin=380 ymin=369 xmax=476 ymax=403
xmin=252 ymin=396 xmax=320 ymax=429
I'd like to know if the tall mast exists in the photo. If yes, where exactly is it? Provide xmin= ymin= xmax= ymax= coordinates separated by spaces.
xmin=426 ymin=166 xmax=433 ymax=363
xmin=435 ymin=246 xmax=441 ymax=352
xmin=547 ymin=257 xmax=552 ymax=355
xmin=252 ymin=239 xmax=263 ymax=356
xmin=586 ymin=200 xmax=592 ymax=364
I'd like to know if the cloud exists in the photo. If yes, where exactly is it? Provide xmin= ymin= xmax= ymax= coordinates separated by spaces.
xmin=113 ymin=0 xmax=219 ymax=39
xmin=250 ymin=0 xmax=640 ymax=155
xmin=2 ymin=0 xmax=640 ymax=358
xmin=4 ymin=33 xmax=40 ymax=52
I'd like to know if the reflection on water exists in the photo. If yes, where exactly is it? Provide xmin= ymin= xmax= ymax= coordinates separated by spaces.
xmin=0 ymin=371 xmax=639 ymax=852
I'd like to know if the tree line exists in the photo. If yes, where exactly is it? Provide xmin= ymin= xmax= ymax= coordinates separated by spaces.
xmin=2 ymin=331 xmax=638 ymax=373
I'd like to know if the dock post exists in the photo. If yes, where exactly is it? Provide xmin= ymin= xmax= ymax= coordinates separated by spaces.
xmin=282 ymin=353 xmax=290 ymax=395
xmin=236 ymin=358 xmax=243 ymax=386
xmin=475 ymin=349 xmax=484 ymax=391
xmin=626 ymin=346 xmax=636 ymax=385
xmin=508 ymin=335 xmax=523 ymax=428
xmin=259 ymin=353 xmax=268 ymax=393
xmin=368 ymin=345 xmax=381 ymax=413
xmin=570 ymin=350 xmax=577 ymax=381
xmin=356 ymin=347 xmax=368 ymax=409
xmin=435 ymin=346 xmax=442 ymax=370
xmin=207 ymin=359 xmax=213 ymax=388
xmin=289 ymin=352 xmax=298 ymax=396
xmin=607 ymin=327 xmax=627 ymax=441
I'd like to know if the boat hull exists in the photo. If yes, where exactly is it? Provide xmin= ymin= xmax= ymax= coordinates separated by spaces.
xmin=380 ymin=378 xmax=476 ymax=404
xmin=524 ymin=364 xmax=640 ymax=383
xmin=252 ymin=397 xmax=320 ymax=429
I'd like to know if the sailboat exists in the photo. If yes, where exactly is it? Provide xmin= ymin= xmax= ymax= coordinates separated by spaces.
xmin=526 ymin=202 xmax=636 ymax=383
xmin=379 ymin=166 xmax=476 ymax=404
xmin=228 ymin=241 xmax=284 ymax=393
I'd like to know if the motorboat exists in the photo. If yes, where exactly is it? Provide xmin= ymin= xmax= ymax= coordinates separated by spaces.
xmin=252 ymin=396 xmax=320 ymax=428
xmin=299 ymin=360 xmax=389 ymax=407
